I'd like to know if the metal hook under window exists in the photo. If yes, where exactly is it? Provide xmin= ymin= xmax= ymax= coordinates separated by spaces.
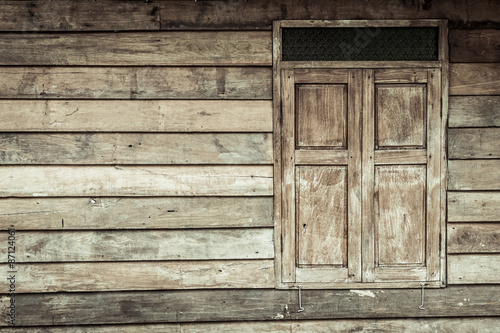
xmin=298 ymin=285 xmax=305 ymax=312
xmin=419 ymin=283 xmax=426 ymax=310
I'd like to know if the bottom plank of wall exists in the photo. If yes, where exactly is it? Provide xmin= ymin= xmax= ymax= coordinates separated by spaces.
xmin=2 ymin=286 xmax=499 ymax=326
xmin=1 ymin=318 xmax=500 ymax=332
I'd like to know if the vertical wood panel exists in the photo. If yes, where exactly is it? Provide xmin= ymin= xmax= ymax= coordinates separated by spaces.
xmin=375 ymin=166 xmax=426 ymax=266
xmin=296 ymin=166 xmax=347 ymax=267
xmin=296 ymin=84 xmax=347 ymax=148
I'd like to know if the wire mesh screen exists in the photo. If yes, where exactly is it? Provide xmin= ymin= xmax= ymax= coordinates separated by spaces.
xmin=281 ymin=27 xmax=439 ymax=61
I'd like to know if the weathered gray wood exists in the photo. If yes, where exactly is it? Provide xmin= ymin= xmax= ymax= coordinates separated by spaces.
xmin=0 ymin=67 xmax=272 ymax=100
xmin=0 ymin=229 xmax=274 ymax=262
xmin=0 ymin=0 xmax=160 ymax=31
xmin=449 ymin=30 xmax=500 ymax=62
xmin=449 ymin=96 xmax=500 ymax=128
xmin=449 ymin=128 xmax=500 ymax=159
xmin=1 ymin=100 xmax=272 ymax=132
xmin=0 ymin=197 xmax=273 ymax=230
xmin=448 ymin=255 xmax=500 ymax=284
xmin=160 ymin=1 xmax=500 ymax=30
xmin=2 ymin=286 xmax=499 ymax=326
xmin=450 ymin=63 xmax=500 ymax=95
xmin=448 ymin=192 xmax=500 ymax=222
xmin=448 ymin=223 xmax=500 ymax=253
xmin=448 ymin=160 xmax=500 ymax=190
xmin=0 ymin=166 xmax=273 ymax=197
xmin=0 ymin=133 xmax=272 ymax=164
xmin=0 ymin=260 xmax=275 ymax=293
xmin=3 ymin=318 xmax=500 ymax=332
xmin=0 ymin=32 xmax=272 ymax=66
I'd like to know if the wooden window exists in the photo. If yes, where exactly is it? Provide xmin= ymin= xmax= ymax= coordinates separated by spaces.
xmin=274 ymin=20 xmax=448 ymax=289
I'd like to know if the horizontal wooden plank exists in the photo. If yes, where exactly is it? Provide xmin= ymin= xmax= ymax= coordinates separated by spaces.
xmin=0 ymin=166 xmax=273 ymax=197
xmin=2 ymin=286 xmax=499 ymax=325
xmin=448 ymin=223 xmax=500 ymax=253
xmin=448 ymin=128 xmax=500 ymax=159
xmin=294 ymin=150 xmax=348 ymax=165
xmin=0 ymin=0 xmax=160 ymax=31
xmin=448 ymin=192 xmax=500 ymax=222
xmin=448 ymin=160 xmax=500 ymax=190
xmin=0 ymin=31 xmax=272 ymax=66
xmin=450 ymin=63 xmax=500 ymax=95
xmin=0 ymin=67 xmax=272 ymax=100
xmin=449 ymin=96 xmax=500 ymax=128
xmin=3 ymin=318 xmax=500 ymax=332
xmin=0 ymin=228 xmax=274 ymax=262
xmin=0 ymin=100 xmax=272 ymax=132
xmin=448 ymin=255 xmax=500 ymax=284
xmin=450 ymin=30 xmax=500 ymax=63
xmin=0 ymin=260 xmax=275 ymax=293
xmin=161 ymin=0 xmax=500 ymax=30
xmin=374 ymin=150 xmax=427 ymax=164
xmin=0 ymin=133 xmax=272 ymax=164
xmin=0 ymin=197 xmax=273 ymax=230
xmin=374 ymin=69 xmax=428 ymax=83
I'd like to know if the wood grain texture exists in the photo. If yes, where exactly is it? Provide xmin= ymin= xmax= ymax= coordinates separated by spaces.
xmin=3 ymin=318 xmax=500 ymax=332
xmin=448 ymin=160 xmax=500 ymax=190
xmin=448 ymin=223 xmax=500 ymax=253
xmin=0 ymin=0 xmax=160 ymax=31
xmin=0 ymin=260 xmax=275 ymax=293
xmin=2 ymin=286 xmax=499 ymax=326
xmin=0 ymin=197 xmax=273 ymax=230
xmin=0 ymin=133 xmax=273 ymax=164
xmin=449 ymin=30 xmax=500 ymax=62
xmin=0 ymin=31 xmax=272 ymax=66
xmin=450 ymin=63 xmax=500 ymax=95
xmin=448 ymin=192 xmax=500 ymax=222
xmin=449 ymin=128 xmax=500 ymax=159
xmin=374 ymin=166 xmax=426 ymax=266
xmin=0 ymin=166 xmax=273 ymax=197
xmin=0 ymin=228 xmax=273 ymax=262
xmin=296 ymin=166 xmax=347 ymax=267
xmin=160 ymin=0 xmax=500 ymax=30
xmin=449 ymin=96 xmax=500 ymax=128
xmin=0 ymin=67 xmax=272 ymax=100
xmin=296 ymin=85 xmax=347 ymax=148
xmin=0 ymin=100 xmax=272 ymax=132
xmin=448 ymin=255 xmax=500 ymax=284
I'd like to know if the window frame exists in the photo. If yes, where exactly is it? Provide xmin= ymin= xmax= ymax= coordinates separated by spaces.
xmin=273 ymin=20 xmax=448 ymax=289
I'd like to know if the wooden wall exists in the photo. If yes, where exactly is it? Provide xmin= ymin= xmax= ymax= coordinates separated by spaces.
xmin=0 ymin=0 xmax=499 ymax=331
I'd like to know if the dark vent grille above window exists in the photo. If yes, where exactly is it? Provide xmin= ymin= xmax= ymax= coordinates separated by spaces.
xmin=281 ymin=27 xmax=439 ymax=61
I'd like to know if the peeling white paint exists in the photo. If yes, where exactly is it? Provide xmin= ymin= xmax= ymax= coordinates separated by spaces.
xmin=32 ymin=193 xmax=48 ymax=197
xmin=350 ymin=290 xmax=376 ymax=298
xmin=273 ymin=313 xmax=284 ymax=319
xmin=457 ymin=302 xmax=464 ymax=307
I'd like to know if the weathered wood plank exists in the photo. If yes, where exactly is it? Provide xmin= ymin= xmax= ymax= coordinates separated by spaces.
xmin=0 ymin=67 xmax=272 ymax=100
xmin=448 ymin=128 xmax=500 ymax=159
xmin=0 ymin=197 xmax=273 ymax=230
xmin=448 ymin=192 xmax=500 ymax=222
xmin=449 ymin=96 xmax=500 ymax=128
xmin=160 ymin=0 xmax=500 ymax=30
xmin=0 ymin=229 xmax=274 ymax=262
xmin=4 ymin=318 xmax=500 ymax=332
xmin=2 ymin=286 xmax=499 ymax=326
xmin=448 ymin=160 xmax=500 ymax=190
xmin=0 ymin=100 xmax=272 ymax=132
xmin=450 ymin=63 xmax=500 ymax=95
xmin=0 ymin=166 xmax=273 ymax=197
xmin=448 ymin=255 xmax=500 ymax=284
xmin=0 ymin=0 xmax=160 ymax=31
xmin=0 ymin=133 xmax=273 ymax=164
xmin=448 ymin=223 xmax=500 ymax=253
xmin=0 ymin=260 xmax=275 ymax=293
xmin=0 ymin=32 xmax=271 ymax=66
xmin=450 ymin=30 xmax=500 ymax=63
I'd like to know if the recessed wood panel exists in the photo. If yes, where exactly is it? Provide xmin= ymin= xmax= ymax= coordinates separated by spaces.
xmin=296 ymin=166 xmax=347 ymax=267
xmin=296 ymin=84 xmax=347 ymax=149
xmin=375 ymin=165 xmax=426 ymax=266
xmin=376 ymin=85 xmax=426 ymax=149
